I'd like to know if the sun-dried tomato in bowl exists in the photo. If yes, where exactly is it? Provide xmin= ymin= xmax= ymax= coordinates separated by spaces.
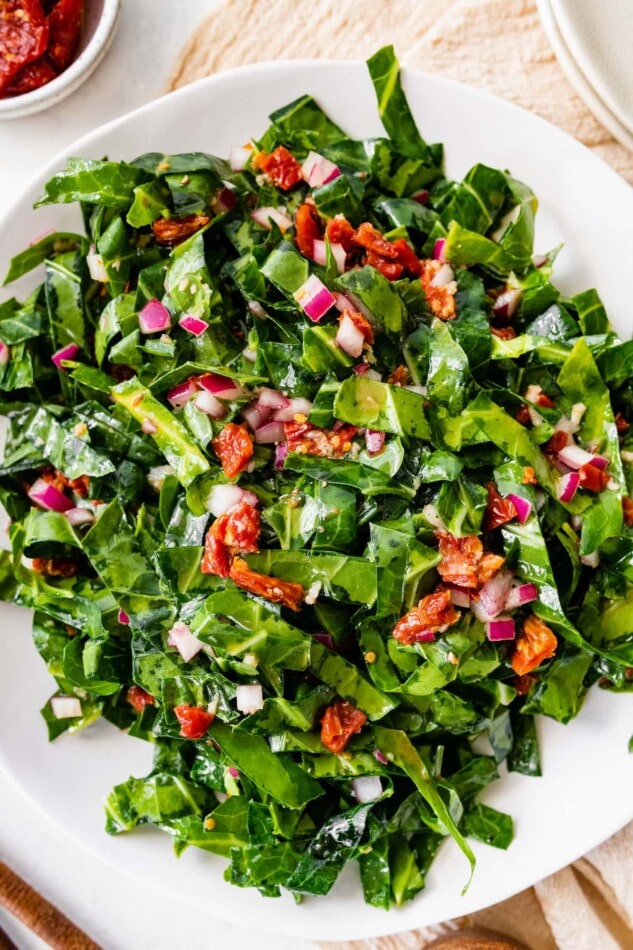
xmin=0 ymin=0 xmax=84 ymax=98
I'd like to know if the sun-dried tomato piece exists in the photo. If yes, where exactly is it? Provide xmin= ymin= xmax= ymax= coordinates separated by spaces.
xmin=511 ymin=615 xmax=557 ymax=676
xmin=0 ymin=0 xmax=49 ymax=93
xmin=3 ymin=55 xmax=56 ymax=95
xmin=545 ymin=430 xmax=570 ymax=455
xmin=212 ymin=422 xmax=254 ymax=479
xmin=435 ymin=531 xmax=504 ymax=589
xmin=364 ymin=250 xmax=404 ymax=281
xmin=513 ymin=673 xmax=538 ymax=696
xmin=284 ymin=421 xmax=357 ymax=458
xmin=420 ymin=259 xmax=457 ymax=320
xmin=152 ymin=214 xmax=210 ymax=246
xmin=523 ymin=467 xmax=537 ymax=485
xmin=392 ymin=238 xmax=422 ymax=277
xmin=294 ymin=201 xmax=323 ymax=258
xmin=482 ymin=482 xmax=517 ymax=532
xmin=392 ymin=588 xmax=460 ymax=645
xmin=515 ymin=405 xmax=531 ymax=426
xmin=478 ymin=553 xmax=506 ymax=584
xmin=386 ymin=364 xmax=410 ymax=386
xmin=326 ymin=215 xmax=356 ymax=252
xmin=253 ymin=146 xmax=302 ymax=191
xmin=229 ymin=557 xmax=305 ymax=611
xmin=31 ymin=557 xmax=79 ymax=577
xmin=222 ymin=501 xmax=260 ymax=553
xmin=174 ymin=703 xmax=215 ymax=739
xmin=535 ymin=392 xmax=555 ymax=408
xmin=126 ymin=685 xmax=155 ymax=714
xmin=200 ymin=532 xmax=232 ymax=578
xmin=623 ymin=497 xmax=633 ymax=527
xmin=340 ymin=308 xmax=374 ymax=345
xmin=578 ymin=462 xmax=610 ymax=493
xmin=46 ymin=0 xmax=83 ymax=71
xmin=615 ymin=412 xmax=630 ymax=434
xmin=491 ymin=326 xmax=516 ymax=340
xmin=320 ymin=699 xmax=367 ymax=754
xmin=353 ymin=222 xmax=399 ymax=259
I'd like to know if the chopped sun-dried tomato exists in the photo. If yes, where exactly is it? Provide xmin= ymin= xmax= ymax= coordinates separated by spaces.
xmin=326 ymin=215 xmax=357 ymax=252
xmin=174 ymin=704 xmax=215 ymax=739
xmin=511 ymin=615 xmax=557 ymax=676
xmin=284 ymin=421 xmax=358 ymax=458
xmin=364 ymin=250 xmax=404 ymax=281
xmin=126 ymin=686 xmax=155 ymax=714
xmin=392 ymin=588 xmax=460 ymax=645
xmin=515 ymin=405 xmax=531 ymax=426
xmin=623 ymin=497 xmax=633 ymax=527
xmin=340 ymin=309 xmax=374 ymax=345
xmin=200 ymin=533 xmax=232 ymax=578
xmin=4 ymin=56 xmax=56 ymax=95
xmin=229 ymin=557 xmax=305 ymax=611
xmin=386 ymin=364 xmax=410 ymax=387
xmin=353 ymin=222 xmax=399 ymax=258
xmin=392 ymin=238 xmax=422 ymax=277
xmin=420 ymin=260 xmax=457 ymax=320
xmin=482 ymin=482 xmax=517 ymax=532
xmin=31 ymin=557 xmax=79 ymax=578
xmin=513 ymin=673 xmax=538 ymax=696
xmin=294 ymin=201 xmax=323 ymax=258
xmin=435 ymin=531 xmax=504 ymax=589
xmin=320 ymin=699 xmax=367 ymax=754
xmin=47 ymin=0 xmax=83 ymax=71
xmin=490 ymin=326 xmax=517 ymax=340
xmin=212 ymin=422 xmax=254 ymax=479
xmin=201 ymin=501 xmax=260 ymax=577
xmin=41 ymin=468 xmax=89 ymax=498
xmin=545 ymin=430 xmax=570 ymax=455
xmin=253 ymin=146 xmax=302 ymax=191
xmin=578 ymin=462 xmax=610 ymax=493
xmin=615 ymin=412 xmax=630 ymax=434
xmin=152 ymin=214 xmax=210 ymax=247
xmin=0 ymin=0 xmax=50 ymax=93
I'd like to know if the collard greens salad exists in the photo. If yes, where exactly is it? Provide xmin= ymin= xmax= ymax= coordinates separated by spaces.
xmin=1 ymin=46 xmax=632 ymax=909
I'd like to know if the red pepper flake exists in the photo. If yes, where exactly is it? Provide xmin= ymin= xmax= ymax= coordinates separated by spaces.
xmin=320 ymin=699 xmax=367 ymax=754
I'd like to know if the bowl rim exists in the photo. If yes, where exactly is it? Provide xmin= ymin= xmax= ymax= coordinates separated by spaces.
xmin=0 ymin=0 xmax=121 ymax=115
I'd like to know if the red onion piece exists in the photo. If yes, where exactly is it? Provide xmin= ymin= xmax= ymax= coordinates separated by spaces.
xmin=208 ymin=484 xmax=258 ymax=517
xmin=64 ymin=507 xmax=95 ymax=527
xmin=557 ymin=444 xmax=596 ymax=470
xmin=256 ymin=387 xmax=290 ymax=411
xmin=374 ymin=748 xmax=388 ymax=765
xmin=448 ymin=586 xmax=471 ymax=609
xmin=581 ymin=550 xmax=600 ymax=568
xmin=272 ymin=397 xmax=313 ymax=422
xmin=274 ymin=443 xmax=288 ymax=470
xmin=557 ymin=471 xmax=580 ymax=502
xmin=51 ymin=343 xmax=80 ymax=371
xmin=168 ymin=621 xmax=204 ymax=663
xmin=313 ymin=632 xmax=335 ymax=650
xmin=505 ymin=583 xmax=539 ymax=610
xmin=486 ymin=616 xmax=516 ymax=641
xmin=229 ymin=145 xmax=251 ymax=171
xmin=87 ymin=245 xmax=108 ymax=282
xmin=194 ymin=390 xmax=227 ymax=419
xmin=198 ymin=373 xmax=246 ymax=401
xmin=413 ymin=190 xmax=429 ymax=204
xmin=334 ymin=292 xmax=355 ymax=312
xmin=477 ymin=569 xmax=515 ymax=620
xmin=532 ymin=253 xmax=548 ymax=268
xmin=251 ymin=206 xmax=292 ymax=232
xmin=147 ymin=465 xmax=173 ymax=492
xmin=51 ymin=696 xmax=82 ymax=719
xmin=351 ymin=775 xmax=382 ymax=803
xmin=142 ymin=418 xmax=158 ymax=435
xmin=312 ymin=239 xmax=327 ymax=267
xmin=118 ymin=609 xmax=130 ymax=625
xmin=227 ymin=766 xmax=239 ymax=779
xmin=214 ymin=187 xmax=237 ymax=213
xmin=492 ymin=288 xmax=521 ymax=321
xmin=506 ymin=493 xmax=532 ymax=524
xmin=336 ymin=313 xmax=365 ymax=358
xmin=432 ymin=238 xmax=447 ymax=262
xmin=430 ymin=263 xmax=454 ymax=288
xmin=179 ymin=315 xmax=209 ymax=337
xmin=167 ymin=378 xmax=198 ymax=409
xmin=588 ymin=455 xmax=609 ymax=470
xmin=28 ymin=478 xmax=73 ymax=513
xmin=301 ymin=151 xmax=341 ymax=187
xmin=242 ymin=400 xmax=271 ymax=430
xmin=294 ymin=275 xmax=336 ymax=323
xmin=414 ymin=629 xmax=436 ymax=643
xmin=138 ymin=299 xmax=171 ymax=335
xmin=365 ymin=429 xmax=385 ymax=456
xmin=236 ymin=683 xmax=264 ymax=714
xmin=254 ymin=420 xmax=285 ymax=444
xmin=0 ymin=340 xmax=10 ymax=365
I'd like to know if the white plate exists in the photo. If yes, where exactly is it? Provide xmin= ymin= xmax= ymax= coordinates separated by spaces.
xmin=0 ymin=61 xmax=632 ymax=942
xmin=536 ymin=0 xmax=633 ymax=152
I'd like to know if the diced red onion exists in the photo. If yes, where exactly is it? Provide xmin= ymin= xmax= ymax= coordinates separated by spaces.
xmin=413 ymin=190 xmax=429 ymax=204
xmin=294 ymin=274 xmax=336 ymax=323
xmin=505 ymin=583 xmax=539 ymax=610
xmin=227 ymin=766 xmax=239 ymax=779
xmin=374 ymin=749 xmax=388 ymax=765
xmin=331 ymin=243 xmax=347 ymax=274
xmin=312 ymin=239 xmax=346 ymax=274
xmin=554 ymin=418 xmax=575 ymax=437
xmin=248 ymin=301 xmax=267 ymax=319
xmin=138 ymin=299 xmax=171 ymax=334
xmin=229 ymin=145 xmax=252 ymax=171
xmin=558 ymin=471 xmax=580 ymax=502
xmin=301 ymin=151 xmax=341 ymax=187
xmin=532 ymin=253 xmax=548 ymax=268
xmin=581 ymin=551 xmax=600 ymax=568
xmin=142 ymin=418 xmax=158 ymax=435
xmin=477 ymin=569 xmax=515 ymax=620
xmin=251 ymin=206 xmax=292 ymax=232
xmin=147 ymin=465 xmax=173 ymax=492
xmin=448 ymin=586 xmax=471 ymax=609
xmin=313 ymin=633 xmax=335 ymax=650
xmin=353 ymin=363 xmax=381 ymax=381
xmin=87 ymin=244 xmax=109 ymax=282
xmin=257 ymin=387 xmax=290 ymax=411
xmin=588 ymin=455 xmax=609 ymax=470
xmin=272 ymin=397 xmax=313 ymax=422
xmin=312 ymin=239 xmax=327 ymax=267
xmin=242 ymin=346 xmax=257 ymax=363
xmin=351 ymin=775 xmax=382 ymax=803
xmin=167 ymin=378 xmax=198 ymax=409
xmin=118 ymin=609 xmax=130 ymax=625
xmin=198 ymin=373 xmax=246 ymax=401
xmin=236 ymin=683 xmax=264 ymax=714
xmin=28 ymin=478 xmax=73 ymax=513
xmin=64 ymin=507 xmax=95 ymax=527
xmin=557 ymin=444 xmax=599 ymax=470
xmin=432 ymin=238 xmax=447 ymax=262
xmin=334 ymin=293 xmax=355 ymax=312
xmin=214 ymin=187 xmax=237 ymax=213
xmin=492 ymin=288 xmax=521 ymax=321
xmin=336 ymin=313 xmax=365 ymax=358
xmin=51 ymin=343 xmax=80 ymax=371
xmin=254 ymin=421 xmax=285 ymax=444
xmin=486 ymin=616 xmax=516 ymax=641
xmin=208 ymin=484 xmax=258 ymax=517
xmin=365 ymin=430 xmax=385 ymax=456
xmin=168 ymin=621 xmax=204 ymax=663
xmin=414 ymin=629 xmax=436 ymax=643
xmin=507 ymin=493 xmax=532 ymax=524
xmin=51 ymin=696 xmax=82 ymax=719
xmin=421 ymin=503 xmax=446 ymax=530
xmin=242 ymin=400 xmax=271 ymax=430
xmin=430 ymin=263 xmax=454 ymax=288
xmin=0 ymin=340 xmax=9 ymax=365
xmin=179 ymin=315 xmax=209 ymax=337
xmin=194 ymin=390 xmax=227 ymax=419
xmin=274 ymin=443 xmax=288 ymax=470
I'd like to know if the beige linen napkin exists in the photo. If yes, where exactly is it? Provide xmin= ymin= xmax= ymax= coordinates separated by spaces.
xmin=168 ymin=3 xmax=633 ymax=945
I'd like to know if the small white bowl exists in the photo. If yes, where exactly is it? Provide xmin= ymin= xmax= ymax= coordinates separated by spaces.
xmin=0 ymin=0 xmax=121 ymax=119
